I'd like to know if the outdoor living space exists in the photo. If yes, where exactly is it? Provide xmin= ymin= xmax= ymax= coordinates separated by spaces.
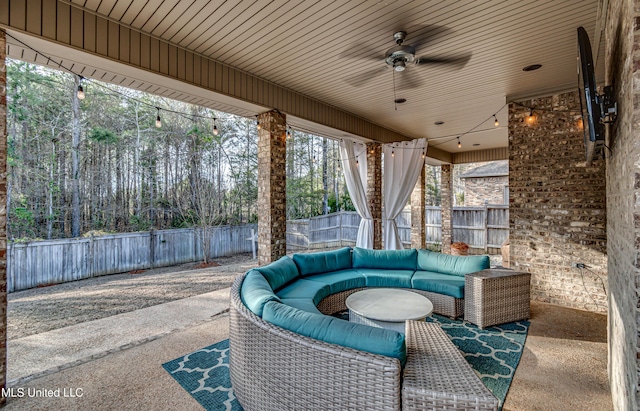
xmin=0 ymin=1 xmax=639 ymax=411
xmin=3 ymin=257 xmax=611 ymax=411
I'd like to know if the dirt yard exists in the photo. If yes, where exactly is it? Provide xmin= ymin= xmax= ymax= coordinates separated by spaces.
xmin=8 ymin=253 xmax=257 ymax=340
xmin=8 ymin=251 xmax=502 ymax=340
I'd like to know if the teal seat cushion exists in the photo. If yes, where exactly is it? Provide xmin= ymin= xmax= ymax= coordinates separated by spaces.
xmin=411 ymin=271 xmax=466 ymax=299
xmin=276 ymin=279 xmax=332 ymax=305
xmin=292 ymin=247 xmax=353 ymax=277
xmin=263 ymin=301 xmax=406 ymax=364
xmin=354 ymin=268 xmax=414 ymax=288
xmin=417 ymin=249 xmax=490 ymax=277
xmin=304 ymin=269 xmax=366 ymax=294
xmin=240 ymin=271 xmax=281 ymax=317
xmin=352 ymin=247 xmax=417 ymax=270
xmin=280 ymin=298 xmax=323 ymax=315
xmin=254 ymin=256 xmax=300 ymax=291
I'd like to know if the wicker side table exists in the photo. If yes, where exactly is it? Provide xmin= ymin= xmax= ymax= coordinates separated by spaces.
xmin=464 ymin=269 xmax=531 ymax=329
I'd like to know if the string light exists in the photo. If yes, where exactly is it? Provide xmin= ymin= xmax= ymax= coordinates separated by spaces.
xmin=8 ymin=32 xmax=528 ymax=156
xmin=76 ymin=76 xmax=85 ymax=100
xmin=526 ymin=109 xmax=535 ymax=125
xmin=286 ymin=127 xmax=291 ymax=139
xmin=212 ymin=118 xmax=219 ymax=135
xmin=391 ymin=149 xmax=395 ymax=157
xmin=422 ymin=150 xmax=426 ymax=159
xmin=493 ymin=115 xmax=499 ymax=127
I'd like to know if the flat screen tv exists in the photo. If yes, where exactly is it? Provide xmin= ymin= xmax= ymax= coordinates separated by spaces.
xmin=577 ymin=26 xmax=604 ymax=163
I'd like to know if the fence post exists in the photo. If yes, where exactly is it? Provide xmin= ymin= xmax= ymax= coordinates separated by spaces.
xmin=339 ymin=211 xmax=343 ymax=247
xmin=483 ymin=203 xmax=489 ymax=253
xmin=149 ymin=229 xmax=155 ymax=269
xmin=89 ymin=234 xmax=94 ymax=278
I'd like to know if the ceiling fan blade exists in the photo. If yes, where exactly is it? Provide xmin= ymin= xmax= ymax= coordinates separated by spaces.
xmin=339 ymin=43 xmax=384 ymax=61
xmin=397 ymin=72 xmax=423 ymax=91
xmin=415 ymin=53 xmax=472 ymax=69
xmin=344 ymin=66 xmax=387 ymax=88
xmin=404 ymin=24 xmax=453 ymax=50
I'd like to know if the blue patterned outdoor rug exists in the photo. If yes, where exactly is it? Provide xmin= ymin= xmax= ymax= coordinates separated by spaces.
xmin=163 ymin=315 xmax=528 ymax=411
xmin=426 ymin=315 xmax=529 ymax=409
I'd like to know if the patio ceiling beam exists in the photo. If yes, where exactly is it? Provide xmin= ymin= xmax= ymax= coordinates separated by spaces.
xmin=0 ymin=0 xmax=413 ymax=145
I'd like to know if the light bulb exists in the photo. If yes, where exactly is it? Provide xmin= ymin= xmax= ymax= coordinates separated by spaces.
xmin=494 ymin=115 xmax=499 ymax=127
xmin=457 ymin=138 xmax=462 ymax=149
xmin=391 ymin=150 xmax=395 ymax=157
xmin=155 ymin=115 xmax=162 ymax=128
xmin=77 ymin=85 xmax=85 ymax=100
xmin=526 ymin=110 xmax=535 ymax=125
xmin=213 ymin=124 xmax=219 ymax=135
xmin=394 ymin=60 xmax=406 ymax=72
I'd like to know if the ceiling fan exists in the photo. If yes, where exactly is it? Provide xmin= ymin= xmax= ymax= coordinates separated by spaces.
xmin=343 ymin=29 xmax=472 ymax=90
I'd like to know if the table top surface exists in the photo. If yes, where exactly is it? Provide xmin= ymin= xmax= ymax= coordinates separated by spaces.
xmin=345 ymin=288 xmax=433 ymax=322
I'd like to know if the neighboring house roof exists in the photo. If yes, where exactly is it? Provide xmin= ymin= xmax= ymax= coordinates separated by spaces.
xmin=460 ymin=160 xmax=509 ymax=179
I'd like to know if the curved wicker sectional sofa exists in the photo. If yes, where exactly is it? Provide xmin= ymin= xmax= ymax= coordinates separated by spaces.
xmin=229 ymin=247 xmax=490 ymax=411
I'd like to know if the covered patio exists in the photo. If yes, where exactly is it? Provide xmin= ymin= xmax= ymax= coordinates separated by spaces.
xmin=0 ymin=0 xmax=637 ymax=410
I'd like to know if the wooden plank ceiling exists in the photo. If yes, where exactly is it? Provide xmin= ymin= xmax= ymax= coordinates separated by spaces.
xmin=5 ymin=0 xmax=603 ymax=155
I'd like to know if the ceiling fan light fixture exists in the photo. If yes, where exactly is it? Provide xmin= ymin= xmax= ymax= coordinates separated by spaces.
xmin=394 ymin=60 xmax=406 ymax=72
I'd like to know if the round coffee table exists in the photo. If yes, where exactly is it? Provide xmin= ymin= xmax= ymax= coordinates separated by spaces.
xmin=345 ymin=288 xmax=434 ymax=334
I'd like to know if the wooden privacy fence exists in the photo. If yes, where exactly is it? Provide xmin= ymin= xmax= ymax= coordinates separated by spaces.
xmin=7 ymin=224 xmax=257 ymax=292
xmin=9 ymin=207 xmax=508 ymax=292
xmin=425 ymin=205 xmax=509 ymax=254
xmin=286 ymin=206 xmax=509 ymax=253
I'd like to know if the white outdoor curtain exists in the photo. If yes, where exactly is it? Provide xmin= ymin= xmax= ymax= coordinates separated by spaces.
xmin=338 ymin=139 xmax=373 ymax=249
xmin=383 ymin=138 xmax=428 ymax=249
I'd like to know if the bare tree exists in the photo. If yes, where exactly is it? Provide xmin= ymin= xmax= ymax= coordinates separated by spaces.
xmin=71 ymin=75 xmax=82 ymax=237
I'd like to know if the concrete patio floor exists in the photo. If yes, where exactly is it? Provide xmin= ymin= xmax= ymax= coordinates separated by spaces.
xmin=3 ymin=291 xmax=612 ymax=410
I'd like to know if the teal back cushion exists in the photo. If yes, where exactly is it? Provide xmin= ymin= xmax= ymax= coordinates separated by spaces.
xmin=254 ymin=256 xmax=300 ymax=291
xmin=240 ymin=271 xmax=281 ymax=317
xmin=417 ymin=249 xmax=490 ymax=277
xmin=263 ymin=301 xmax=406 ymax=364
xmin=352 ymin=247 xmax=417 ymax=270
xmin=292 ymin=247 xmax=352 ymax=276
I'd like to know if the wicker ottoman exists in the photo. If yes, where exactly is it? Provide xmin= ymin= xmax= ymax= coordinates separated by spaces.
xmin=464 ymin=269 xmax=531 ymax=329
xmin=402 ymin=321 xmax=498 ymax=411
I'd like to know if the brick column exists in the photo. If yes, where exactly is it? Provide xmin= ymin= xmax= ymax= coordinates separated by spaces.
xmin=366 ymin=143 xmax=382 ymax=249
xmin=257 ymin=110 xmax=287 ymax=265
xmin=411 ymin=164 xmax=426 ymax=249
xmin=441 ymin=164 xmax=453 ymax=254
xmin=0 ymin=29 xmax=7 ymax=404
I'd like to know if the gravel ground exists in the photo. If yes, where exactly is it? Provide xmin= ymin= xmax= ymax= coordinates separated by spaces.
xmin=8 ymin=253 xmax=257 ymax=340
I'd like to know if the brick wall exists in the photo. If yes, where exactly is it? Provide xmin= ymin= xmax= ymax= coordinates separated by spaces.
xmin=604 ymin=0 xmax=639 ymax=409
xmin=463 ymin=176 xmax=508 ymax=206
xmin=441 ymin=164 xmax=453 ymax=254
xmin=509 ymin=91 xmax=607 ymax=313
xmin=257 ymin=111 xmax=287 ymax=265
xmin=0 ymin=28 xmax=7 ymax=403
xmin=411 ymin=165 xmax=426 ymax=249
xmin=366 ymin=143 xmax=382 ymax=249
